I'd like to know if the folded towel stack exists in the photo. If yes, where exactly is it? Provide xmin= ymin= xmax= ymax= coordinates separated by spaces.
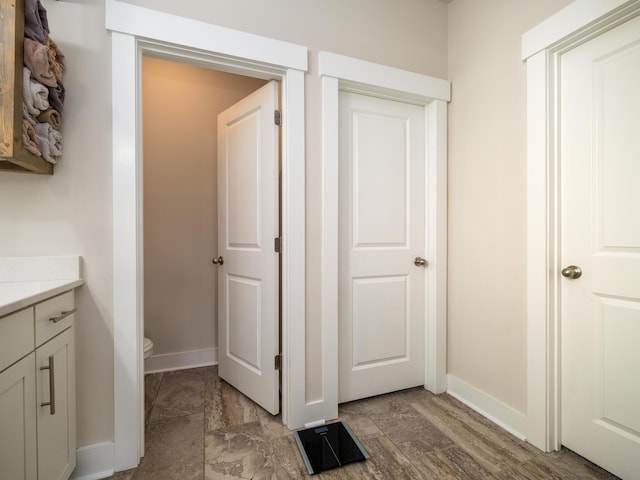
xmin=21 ymin=0 xmax=66 ymax=165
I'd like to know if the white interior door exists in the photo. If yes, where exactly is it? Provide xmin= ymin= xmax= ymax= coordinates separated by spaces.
xmin=560 ymin=15 xmax=640 ymax=479
xmin=338 ymin=91 xmax=426 ymax=403
xmin=217 ymin=81 xmax=280 ymax=415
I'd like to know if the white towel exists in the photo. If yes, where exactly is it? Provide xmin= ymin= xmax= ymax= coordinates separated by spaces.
xmin=34 ymin=122 xmax=63 ymax=164
xmin=22 ymin=102 xmax=37 ymax=125
xmin=22 ymin=67 xmax=49 ymax=116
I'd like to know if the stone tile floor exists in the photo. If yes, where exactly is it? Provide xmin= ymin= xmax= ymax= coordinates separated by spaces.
xmin=105 ymin=366 xmax=619 ymax=479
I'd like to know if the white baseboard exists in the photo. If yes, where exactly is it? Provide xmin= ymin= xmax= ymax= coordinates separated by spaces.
xmin=144 ymin=347 xmax=218 ymax=374
xmin=70 ymin=442 xmax=115 ymax=480
xmin=446 ymin=374 xmax=527 ymax=441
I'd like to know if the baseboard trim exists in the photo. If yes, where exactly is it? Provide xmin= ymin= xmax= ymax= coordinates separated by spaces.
xmin=70 ymin=442 xmax=115 ymax=480
xmin=144 ymin=347 xmax=218 ymax=374
xmin=446 ymin=375 xmax=527 ymax=441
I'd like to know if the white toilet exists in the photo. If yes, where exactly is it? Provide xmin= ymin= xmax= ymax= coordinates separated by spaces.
xmin=143 ymin=337 xmax=154 ymax=359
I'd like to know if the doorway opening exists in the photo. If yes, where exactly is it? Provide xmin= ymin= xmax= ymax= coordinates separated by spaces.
xmin=523 ymin=0 xmax=640 ymax=458
xmin=108 ymin=1 xmax=309 ymax=468
xmin=141 ymin=55 xmax=268 ymax=376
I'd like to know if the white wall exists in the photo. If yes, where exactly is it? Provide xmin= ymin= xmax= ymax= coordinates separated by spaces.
xmin=447 ymin=0 xmax=572 ymax=413
xmin=142 ymin=56 xmax=266 ymax=365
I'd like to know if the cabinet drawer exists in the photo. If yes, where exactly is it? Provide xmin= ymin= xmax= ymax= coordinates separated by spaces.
xmin=35 ymin=291 xmax=75 ymax=347
xmin=0 ymin=308 xmax=34 ymax=373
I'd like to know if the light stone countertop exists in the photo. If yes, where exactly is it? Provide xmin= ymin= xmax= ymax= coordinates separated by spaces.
xmin=0 ymin=256 xmax=84 ymax=318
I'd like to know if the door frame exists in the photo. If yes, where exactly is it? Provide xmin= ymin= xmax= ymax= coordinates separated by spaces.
xmin=523 ymin=0 xmax=640 ymax=452
xmin=318 ymin=52 xmax=450 ymax=417
xmin=107 ymin=0 xmax=308 ymax=470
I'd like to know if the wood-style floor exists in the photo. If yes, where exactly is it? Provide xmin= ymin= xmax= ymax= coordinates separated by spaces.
xmin=106 ymin=366 xmax=618 ymax=479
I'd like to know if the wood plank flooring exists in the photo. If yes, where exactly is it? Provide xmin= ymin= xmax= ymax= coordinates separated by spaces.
xmin=106 ymin=366 xmax=618 ymax=480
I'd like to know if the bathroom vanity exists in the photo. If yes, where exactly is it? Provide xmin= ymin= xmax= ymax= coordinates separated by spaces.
xmin=0 ymin=257 xmax=83 ymax=480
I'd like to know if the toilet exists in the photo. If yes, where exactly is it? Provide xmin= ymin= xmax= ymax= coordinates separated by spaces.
xmin=143 ymin=337 xmax=154 ymax=359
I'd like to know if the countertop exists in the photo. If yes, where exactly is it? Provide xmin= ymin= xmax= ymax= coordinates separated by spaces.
xmin=0 ymin=256 xmax=84 ymax=318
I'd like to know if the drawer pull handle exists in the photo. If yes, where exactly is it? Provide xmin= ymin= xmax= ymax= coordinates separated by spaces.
xmin=49 ymin=308 xmax=77 ymax=323
xmin=40 ymin=355 xmax=56 ymax=415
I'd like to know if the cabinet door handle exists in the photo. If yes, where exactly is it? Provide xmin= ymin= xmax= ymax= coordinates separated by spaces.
xmin=40 ymin=355 xmax=56 ymax=415
xmin=49 ymin=308 xmax=77 ymax=323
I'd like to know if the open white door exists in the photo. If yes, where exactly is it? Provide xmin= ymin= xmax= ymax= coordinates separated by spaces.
xmin=338 ymin=91 xmax=426 ymax=403
xmin=216 ymin=81 xmax=280 ymax=415
xmin=560 ymin=15 xmax=640 ymax=479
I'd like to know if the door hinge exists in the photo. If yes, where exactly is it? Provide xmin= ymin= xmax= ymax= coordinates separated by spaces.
xmin=274 ymin=237 xmax=282 ymax=253
xmin=274 ymin=354 xmax=282 ymax=370
xmin=274 ymin=110 xmax=282 ymax=127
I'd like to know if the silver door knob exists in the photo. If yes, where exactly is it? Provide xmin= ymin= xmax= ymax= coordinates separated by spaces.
xmin=561 ymin=265 xmax=582 ymax=279
xmin=212 ymin=256 xmax=224 ymax=265
xmin=414 ymin=257 xmax=427 ymax=267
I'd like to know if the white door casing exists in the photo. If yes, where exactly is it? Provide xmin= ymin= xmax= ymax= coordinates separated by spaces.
xmin=338 ymin=92 xmax=425 ymax=403
xmin=560 ymin=15 xmax=640 ymax=479
xmin=108 ymin=0 xmax=308 ymax=469
xmin=217 ymin=81 xmax=280 ymax=415
xmin=524 ymin=0 xmax=640 ymax=456
xmin=319 ymin=51 xmax=450 ymax=414
xmin=109 ymin=3 xmax=448 ymax=469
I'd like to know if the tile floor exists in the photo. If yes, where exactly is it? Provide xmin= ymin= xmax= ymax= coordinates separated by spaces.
xmin=106 ymin=366 xmax=618 ymax=479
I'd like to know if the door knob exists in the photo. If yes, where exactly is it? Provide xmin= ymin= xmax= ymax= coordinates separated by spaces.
xmin=561 ymin=265 xmax=582 ymax=279
xmin=414 ymin=257 xmax=428 ymax=267
xmin=212 ymin=256 xmax=224 ymax=265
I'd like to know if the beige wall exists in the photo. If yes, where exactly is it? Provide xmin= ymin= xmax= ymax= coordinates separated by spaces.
xmin=123 ymin=0 xmax=448 ymax=402
xmin=122 ymin=0 xmax=449 ymax=401
xmin=121 ymin=0 xmax=449 ymax=78
xmin=0 ymin=0 xmax=447 ymax=447
xmin=447 ymin=0 xmax=572 ymax=412
xmin=0 ymin=0 xmax=577 ymax=453
xmin=142 ymin=57 xmax=266 ymax=360
xmin=0 ymin=0 xmax=113 ymax=447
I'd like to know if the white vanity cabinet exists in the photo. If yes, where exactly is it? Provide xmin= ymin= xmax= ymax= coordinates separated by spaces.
xmin=0 ymin=290 xmax=77 ymax=480
xmin=0 ymin=351 xmax=37 ymax=480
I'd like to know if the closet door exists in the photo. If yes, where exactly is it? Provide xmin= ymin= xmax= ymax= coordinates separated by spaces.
xmin=338 ymin=91 xmax=426 ymax=403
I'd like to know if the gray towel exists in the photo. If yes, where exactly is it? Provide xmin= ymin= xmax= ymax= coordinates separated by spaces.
xmin=34 ymin=122 xmax=63 ymax=164
xmin=22 ymin=67 xmax=50 ymax=116
xmin=23 ymin=102 xmax=37 ymax=126
xmin=47 ymin=81 xmax=65 ymax=114
xmin=24 ymin=0 xmax=50 ymax=44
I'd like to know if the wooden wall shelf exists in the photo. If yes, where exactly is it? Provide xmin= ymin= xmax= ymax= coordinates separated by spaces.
xmin=0 ymin=0 xmax=54 ymax=175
